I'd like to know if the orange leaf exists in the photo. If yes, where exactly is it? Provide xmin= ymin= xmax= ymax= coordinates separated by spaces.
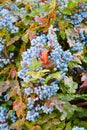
xmin=40 ymin=50 xmax=48 ymax=64
xmin=13 ymin=98 xmax=26 ymax=117
xmin=31 ymin=125 xmax=42 ymax=130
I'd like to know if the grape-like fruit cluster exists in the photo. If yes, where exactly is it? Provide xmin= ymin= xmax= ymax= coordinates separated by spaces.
xmin=79 ymin=30 xmax=87 ymax=47
xmin=0 ymin=7 xmax=18 ymax=33
xmin=5 ymin=1 xmax=27 ymax=19
xmin=72 ymin=126 xmax=86 ymax=130
xmin=0 ymin=107 xmax=10 ymax=130
xmin=64 ymin=2 xmax=87 ymax=26
xmin=18 ymin=25 xmax=72 ymax=121
xmin=72 ymin=42 xmax=83 ymax=52
xmin=57 ymin=0 xmax=68 ymax=9
xmin=0 ymin=4 xmax=19 ymax=68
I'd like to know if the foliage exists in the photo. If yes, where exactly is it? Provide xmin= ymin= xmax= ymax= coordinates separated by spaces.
xmin=0 ymin=0 xmax=87 ymax=130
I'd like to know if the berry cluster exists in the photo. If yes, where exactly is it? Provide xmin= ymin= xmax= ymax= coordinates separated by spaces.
xmin=72 ymin=42 xmax=83 ymax=52
xmin=72 ymin=126 xmax=86 ymax=130
xmin=57 ymin=0 xmax=68 ymax=9
xmin=0 ymin=4 xmax=19 ymax=68
xmin=0 ymin=7 xmax=18 ymax=33
xmin=0 ymin=37 xmax=10 ymax=68
xmin=18 ymin=25 xmax=72 ymax=121
xmin=79 ymin=30 xmax=87 ymax=47
xmin=5 ymin=1 xmax=27 ymax=19
xmin=10 ymin=112 xmax=17 ymax=123
xmin=0 ymin=107 xmax=10 ymax=130
xmin=64 ymin=2 xmax=87 ymax=26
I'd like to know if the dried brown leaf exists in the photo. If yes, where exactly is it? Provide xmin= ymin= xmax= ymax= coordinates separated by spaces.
xmin=10 ymin=119 xmax=24 ymax=130
xmin=31 ymin=125 xmax=42 ymax=130
xmin=50 ymin=97 xmax=64 ymax=112
xmin=6 ymin=36 xmax=20 ymax=47
xmin=13 ymin=98 xmax=26 ymax=117
xmin=0 ymin=80 xmax=10 ymax=95
xmin=8 ymin=81 xmax=20 ymax=100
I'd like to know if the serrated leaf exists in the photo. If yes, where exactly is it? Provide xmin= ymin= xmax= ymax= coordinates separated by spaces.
xmin=0 ymin=80 xmax=10 ymax=95
xmin=22 ymin=33 xmax=29 ymax=43
xmin=29 ymin=58 xmax=42 ymax=70
xmin=60 ymin=8 xmax=71 ymax=15
xmin=10 ymin=120 xmax=24 ymax=130
xmin=23 ymin=15 xmax=31 ymax=25
xmin=7 ymin=45 xmax=16 ymax=51
xmin=65 ymin=122 xmax=71 ymax=130
xmin=80 ymin=80 xmax=87 ymax=88
xmin=24 ymin=121 xmax=36 ymax=130
xmin=13 ymin=98 xmax=26 ymax=117
xmin=31 ymin=125 xmax=42 ymax=130
xmin=59 ymin=30 xmax=66 ymax=39
xmin=58 ymin=20 xmax=69 ymax=30
xmin=6 ymin=36 xmax=20 ymax=47
xmin=44 ymin=72 xmax=61 ymax=84
xmin=64 ymin=76 xmax=78 ymax=93
xmin=26 ymin=69 xmax=49 ymax=81
xmin=51 ymin=97 xmax=64 ymax=112
xmin=56 ymin=121 xmax=65 ymax=129
xmin=29 ymin=4 xmax=50 ymax=17
xmin=8 ymin=80 xmax=20 ymax=100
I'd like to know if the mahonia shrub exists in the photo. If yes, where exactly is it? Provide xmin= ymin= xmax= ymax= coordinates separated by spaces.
xmin=0 ymin=0 xmax=87 ymax=130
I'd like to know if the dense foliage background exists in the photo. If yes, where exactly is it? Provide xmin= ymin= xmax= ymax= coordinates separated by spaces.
xmin=0 ymin=0 xmax=87 ymax=130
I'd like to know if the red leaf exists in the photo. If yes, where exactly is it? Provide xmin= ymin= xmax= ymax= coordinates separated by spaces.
xmin=40 ymin=50 xmax=49 ymax=64
xmin=80 ymin=80 xmax=87 ymax=88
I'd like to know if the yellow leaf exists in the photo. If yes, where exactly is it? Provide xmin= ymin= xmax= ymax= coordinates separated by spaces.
xmin=13 ymin=98 xmax=26 ymax=117
xmin=31 ymin=125 xmax=42 ymax=130
xmin=58 ymin=20 xmax=69 ymax=30
xmin=10 ymin=120 xmax=24 ymax=130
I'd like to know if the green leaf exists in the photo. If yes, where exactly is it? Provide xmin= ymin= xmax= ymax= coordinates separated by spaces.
xmin=59 ymin=30 xmax=66 ymax=39
xmin=23 ymin=15 xmax=31 ymax=25
xmin=56 ymin=93 xmax=87 ymax=102
xmin=44 ymin=72 xmax=61 ymax=84
xmin=56 ymin=121 xmax=65 ymax=130
xmin=65 ymin=122 xmax=71 ymax=130
xmin=29 ymin=58 xmax=42 ymax=70
xmin=29 ymin=4 xmax=50 ymax=17
xmin=60 ymin=8 xmax=71 ymax=15
xmin=83 ymin=56 xmax=87 ymax=63
xmin=64 ymin=76 xmax=78 ymax=94
xmin=77 ymin=108 xmax=87 ymax=118
xmin=26 ymin=69 xmax=49 ymax=82
xmin=60 ymin=111 xmax=67 ymax=120
xmin=22 ymin=33 xmax=29 ymax=43
xmin=7 ymin=45 xmax=16 ymax=51
xmin=24 ymin=121 xmax=35 ymax=130
xmin=68 ymin=1 xmax=78 ymax=9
